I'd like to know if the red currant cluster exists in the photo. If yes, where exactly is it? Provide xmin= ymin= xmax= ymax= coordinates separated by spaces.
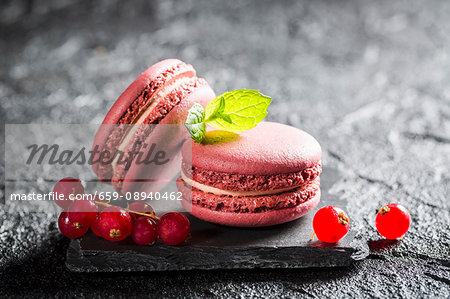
xmin=54 ymin=177 xmax=190 ymax=246
xmin=54 ymin=179 xmax=411 ymax=246
xmin=312 ymin=204 xmax=411 ymax=243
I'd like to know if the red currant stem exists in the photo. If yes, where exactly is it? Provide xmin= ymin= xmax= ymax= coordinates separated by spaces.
xmin=125 ymin=209 xmax=160 ymax=221
xmin=310 ymin=232 xmax=315 ymax=241
xmin=95 ymin=201 xmax=160 ymax=221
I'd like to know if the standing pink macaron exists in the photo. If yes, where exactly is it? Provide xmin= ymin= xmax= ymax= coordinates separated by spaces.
xmin=178 ymin=122 xmax=322 ymax=227
xmin=92 ymin=59 xmax=215 ymax=194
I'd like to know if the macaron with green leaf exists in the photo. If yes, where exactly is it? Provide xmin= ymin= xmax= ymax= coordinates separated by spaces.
xmin=180 ymin=90 xmax=322 ymax=227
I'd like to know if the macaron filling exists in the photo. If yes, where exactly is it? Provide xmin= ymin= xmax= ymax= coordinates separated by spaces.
xmin=180 ymin=171 xmax=305 ymax=197
xmin=179 ymin=162 xmax=321 ymax=213
xmin=182 ymin=161 xmax=321 ymax=192
xmin=178 ymin=176 xmax=320 ymax=213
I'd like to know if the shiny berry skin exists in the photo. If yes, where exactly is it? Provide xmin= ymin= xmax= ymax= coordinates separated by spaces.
xmin=313 ymin=206 xmax=350 ymax=243
xmin=53 ymin=177 xmax=85 ymax=209
xmin=376 ymin=203 xmax=410 ymax=239
xmin=67 ymin=200 xmax=98 ymax=229
xmin=128 ymin=201 xmax=154 ymax=220
xmin=96 ymin=206 xmax=132 ymax=241
xmin=131 ymin=217 xmax=158 ymax=245
xmin=58 ymin=212 xmax=88 ymax=239
xmin=157 ymin=212 xmax=190 ymax=246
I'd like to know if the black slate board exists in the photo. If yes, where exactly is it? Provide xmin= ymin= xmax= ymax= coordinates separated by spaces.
xmin=66 ymin=167 xmax=368 ymax=272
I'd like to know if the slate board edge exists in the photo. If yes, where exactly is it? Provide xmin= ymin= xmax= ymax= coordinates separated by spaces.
xmin=66 ymin=238 xmax=368 ymax=273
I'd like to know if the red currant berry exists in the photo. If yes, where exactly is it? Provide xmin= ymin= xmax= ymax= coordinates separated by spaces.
xmin=53 ymin=177 xmax=84 ymax=209
xmin=128 ymin=201 xmax=154 ymax=220
xmin=376 ymin=203 xmax=410 ymax=239
xmin=131 ymin=216 xmax=158 ymax=245
xmin=96 ymin=206 xmax=132 ymax=242
xmin=313 ymin=206 xmax=350 ymax=243
xmin=157 ymin=212 xmax=190 ymax=246
xmin=67 ymin=199 xmax=98 ymax=229
xmin=58 ymin=212 xmax=88 ymax=239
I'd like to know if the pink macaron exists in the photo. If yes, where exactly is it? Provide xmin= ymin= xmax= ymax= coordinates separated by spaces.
xmin=178 ymin=121 xmax=322 ymax=227
xmin=92 ymin=59 xmax=215 ymax=194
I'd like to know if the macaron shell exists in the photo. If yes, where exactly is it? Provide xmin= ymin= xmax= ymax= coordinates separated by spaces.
xmin=102 ymin=59 xmax=194 ymax=125
xmin=182 ymin=189 xmax=320 ymax=227
xmin=182 ymin=122 xmax=322 ymax=176
xmin=92 ymin=59 xmax=195 ymax=178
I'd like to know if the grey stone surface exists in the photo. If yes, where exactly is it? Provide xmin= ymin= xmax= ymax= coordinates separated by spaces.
xmin=0 ymin=0 xmax=449 ymax=297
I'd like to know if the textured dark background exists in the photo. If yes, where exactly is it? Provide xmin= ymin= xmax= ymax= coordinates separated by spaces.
xmin=0 ymin=0 xmax=449 ymax=297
